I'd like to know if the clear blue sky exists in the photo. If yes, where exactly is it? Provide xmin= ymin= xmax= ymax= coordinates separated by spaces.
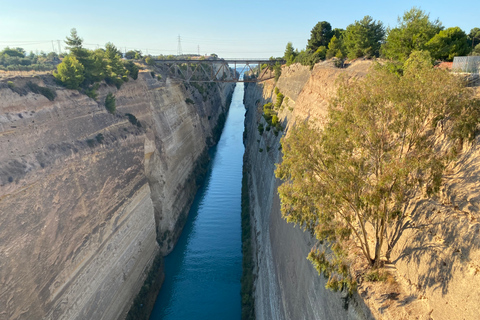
xmin=1 ymin=0 xmax=478 ymax=58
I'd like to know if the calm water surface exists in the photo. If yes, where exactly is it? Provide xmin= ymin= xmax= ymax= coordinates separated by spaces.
xmin=150 ymin=82 xmax=245 ymax=319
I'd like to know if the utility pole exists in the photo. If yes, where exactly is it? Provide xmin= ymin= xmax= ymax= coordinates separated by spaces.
xmin=51 ymin=40 xmax=55 ymax=53
xmin=198 ymin=45 xmax=200 ymax=56
xmin=57 ymin=40 xmax=62 ymax=55
xmin=177 ymin=35 xmax=182 ymax=56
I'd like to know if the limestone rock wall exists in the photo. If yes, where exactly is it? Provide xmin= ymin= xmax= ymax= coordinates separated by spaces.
xmin=0 ymin=72 xmax=234 ymax=320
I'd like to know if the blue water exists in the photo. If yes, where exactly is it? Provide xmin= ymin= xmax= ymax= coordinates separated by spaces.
xmin=149 ymin=83 xmax=245 ymax=319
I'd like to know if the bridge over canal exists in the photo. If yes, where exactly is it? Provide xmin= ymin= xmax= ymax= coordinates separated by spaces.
xmin=154 ymin=58 xmax=285 ymax=83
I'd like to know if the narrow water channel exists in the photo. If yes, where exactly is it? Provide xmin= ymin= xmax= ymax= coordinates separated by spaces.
xmin=149 ymin=82 xmax=245 ymax=319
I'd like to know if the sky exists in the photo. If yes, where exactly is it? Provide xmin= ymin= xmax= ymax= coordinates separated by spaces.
xmin=0 ymin=0 xmax=479 ymax=59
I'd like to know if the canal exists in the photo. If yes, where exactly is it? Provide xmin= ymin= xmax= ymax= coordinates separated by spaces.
xmin=149 ymin=82 xmax=245 ymax=319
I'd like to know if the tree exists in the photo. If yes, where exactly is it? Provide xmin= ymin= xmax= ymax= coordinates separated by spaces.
xmin=382 ymin=7 xmax=443 ymax=61
xmin=344 ymin=16 xmax=385 ymax=59
xmin=284 ymin=42 xmax=296 ymax=66
xmin=472 ymin=44 xmax=480 ymax=56
xmin=275 ymin=56 xmax=480 ymax=292
xmin=0 ymin=47 xmax=25 ymax=58
xmin=54 ymin=55 xmax=85 ymax=89
xmin=326 ymin=35 xmax=345 ymax=59
xmin=125 ymin=50 xmax=142 ymax=59
xmin=105 ymin=92 xmax=116 ymax=114
xmin=469 ymin=28 xmax=480 ymax=52
xmin=307 ymin=21 xmax=334 ymax=52
xmin=426 ymin=27 xmax=470 ymax=61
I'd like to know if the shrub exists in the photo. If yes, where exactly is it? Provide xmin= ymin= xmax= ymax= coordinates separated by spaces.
xmin=86 ymin=139 xmax=96 ymax=148
xmin=257 ymin=123 xmax=264 ymax=135
xmin=95 ymin=133 xmax=104 ymax=144
xmin=7 ymin=81 xmax=14 ymax=88
xmin=26 ymin=82 xmax=56 ymax=101
xmin=105 ymin=93 xmax=116 ymax=114
xmin=185 ymin=98 xmax=194 ymax=104
xmin=125 ymin=113 xmax=141 ymax=127
xmin=364 ymin=269 xmax=388 ymax=282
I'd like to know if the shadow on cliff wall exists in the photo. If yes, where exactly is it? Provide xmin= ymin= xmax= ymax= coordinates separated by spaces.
xmin=393 ymin=194 xmax=480 ymax=297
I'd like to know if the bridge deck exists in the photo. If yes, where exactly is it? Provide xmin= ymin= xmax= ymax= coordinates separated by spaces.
xmin=153 ymin=59 xmax=285 ymax=83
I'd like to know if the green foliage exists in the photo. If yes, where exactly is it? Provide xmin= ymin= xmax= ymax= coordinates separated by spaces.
xmin=275 ymin=58 xmax=480 ymax=290
xmin=382 ymin=7 xmax=443 ymax=62
xmin=326 ymin=35 xmax=345 ymax=59
xmin=0 ymin=47 xmax=58 ymax=71
xmin=274 ymin=63 xmax=282 ymax=81
xmin=185 ymin=98 xmax=194 ymax=104
xmin=84 ymin=83 xmax=100 ymax=100
xmin=257 ymin=123 xmax=264 ymax=135
xmin=125 ymin=50 xmax=142 ymax=60
xmin=124 ymin=61 xmax=139 ymax=80
xmin=426 ymin=27 xmax=470 ymax=61
xmin=473 ymin=43 xmax=480 ymax=56
xmin=294 ymin=49 xmax=322 ymax=68
xmin=54 ymin=30 xmax=139 ymax=91
xmin=275 ymin=92 xmax=284 ymax=109
xmin=364 ymin=269 xmax=388 ymax=282
xmin=86 ymin=139 xmax=96 ymax=148
xmin=26 ymin=81 xmax=56 ymax=101
xmin=7 ymin=81 xmax=14 ymax=89
xmin=469 ymin=28 xmax=480 ymax=52
xmin=403 ymin=50 xmax=433 ymax=72
xmin=105 ymin=92 xmax=116 ymax=114
xmin=145 ymin=56 xmax=155 ymax=65
xmin=307 ymin=21 xmax=334 ymax=52
xmin=125 ymin=113 xmax=142 ymax=127
xmin=344 ymin=15 xmax=385 ymax=59
xmin=284 ymin=42 xmax=297 ymax=66
xmin=95 ymin=133 xmax=104 ymax=144
xmin=54 ymin=55 xmax=85 ymax=89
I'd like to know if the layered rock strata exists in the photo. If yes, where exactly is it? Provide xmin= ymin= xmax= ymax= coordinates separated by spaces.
xmin=0 ymin=72 xmax=234 ymax=320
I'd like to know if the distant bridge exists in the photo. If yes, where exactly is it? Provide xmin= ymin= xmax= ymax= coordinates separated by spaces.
xmin=154 ymin=59 xmax=285 ymax=83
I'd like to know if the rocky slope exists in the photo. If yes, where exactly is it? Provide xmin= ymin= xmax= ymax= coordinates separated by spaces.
xmin=0 ymin=71 xmax=234 ymax=320
xmin=243 ymin=61 xmax=480 ymax=320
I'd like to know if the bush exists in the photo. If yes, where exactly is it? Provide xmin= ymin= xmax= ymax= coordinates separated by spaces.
xmin=95 ymin=133 xmax=104 ymax=144
xmin=125 ymin=113 xmax=141 ymax=127
xmin=257 ymin=123 xmax=264 ymax=135
xmin=7 ymin=81 xmax=14 ymax=88
xmin=26 ymin=82 xmax=56 ymax=101
xmin=105 ymin=93 xmax=116 ymax=114
xmin=86 ymin=139 xmax=96 ymax=148
xmin=185 ymin=98 xmax=194 ymax=104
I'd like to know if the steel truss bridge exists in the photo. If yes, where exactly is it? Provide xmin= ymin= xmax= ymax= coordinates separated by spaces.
xmin=154 ymin=59 xmax=285 ymax=83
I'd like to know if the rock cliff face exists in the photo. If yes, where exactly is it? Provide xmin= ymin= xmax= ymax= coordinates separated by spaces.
xmin=244 ymin=60 xmax=480 ymax=320
xmin=0 ymin=72 xmax=234 ymax=320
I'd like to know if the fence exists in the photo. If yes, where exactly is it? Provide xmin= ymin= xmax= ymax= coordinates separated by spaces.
xmin=452 ymin=56 xmax=480 ymax=73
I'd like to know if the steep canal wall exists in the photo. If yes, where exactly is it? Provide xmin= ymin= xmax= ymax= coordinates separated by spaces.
xmin=0 ymin=71 xmax=234 ymax=320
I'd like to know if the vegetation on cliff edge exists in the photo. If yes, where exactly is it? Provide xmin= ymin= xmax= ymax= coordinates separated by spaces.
xmin=275 ymin=53 xmax=480 ymax=292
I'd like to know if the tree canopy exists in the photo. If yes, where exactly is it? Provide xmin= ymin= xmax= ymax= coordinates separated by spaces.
xmin=382 ymin=8 xmax=443 ymax=61
xmin=426 ymin=27 xmax=470 ymax=61
xmin=54 ymin=29 xmax=139 ymax=91
xmin=307 ymin=21 xmax=334 ymax=52
xmin=275 ymin=54 xmax=480 ymax=291
xmin=344 ymin=15 xmax=385 ymax=59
